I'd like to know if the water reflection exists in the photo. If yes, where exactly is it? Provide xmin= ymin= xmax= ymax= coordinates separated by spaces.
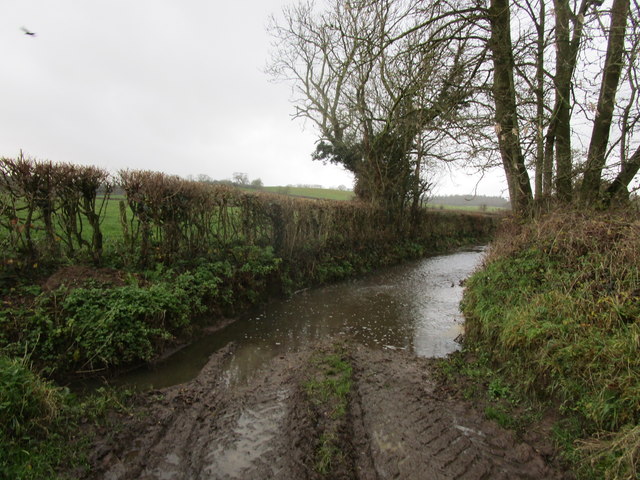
xmin=113 ymin=247 xmax=485 ymax=390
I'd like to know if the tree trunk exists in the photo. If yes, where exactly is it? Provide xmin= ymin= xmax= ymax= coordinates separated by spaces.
xmin=553 ymin=0 xmax=574 ymax=202
xmin=534 ymin=0 xmax=546 ymax=200
xmin=488 ymin=0 xmax=533 ymax=214
xmin=543 ymin=117 xmax=555 ymax=196
xmin=604 ymin=144 xmax=640 ymax=203
xmin=580 ymin=0 xmax=630 ymax=204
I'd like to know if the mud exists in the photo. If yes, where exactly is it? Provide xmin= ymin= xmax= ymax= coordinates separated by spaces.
xmin=86 ymin=341 xmax=571 ymax=480
xmin=42 ymin=265 xmax=130 ymax=292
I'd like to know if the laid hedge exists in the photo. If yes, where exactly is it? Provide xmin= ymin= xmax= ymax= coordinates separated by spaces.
xmin=1 ymin=157 xmax=496 ymax=274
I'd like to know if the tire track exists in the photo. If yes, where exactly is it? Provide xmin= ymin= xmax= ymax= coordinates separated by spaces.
xmin=349 ymin=346 xmax=567 ymax=480
xmin=97 ymin=347 xmax=308 ymax=480
xmin=89 ymin=343 xmax=569 ymax=480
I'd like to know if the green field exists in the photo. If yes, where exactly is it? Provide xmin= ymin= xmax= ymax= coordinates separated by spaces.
xmin=260 ymin=187 xmax=507 ymax=211
xmin=426 ymin=204 xmax=507 ymax=213
xmin=0 ymin=197 xmax=127 ymax=249
xmin=262 ymin=186 xmax=355 ymax=201
xmin=100 ymin=196 xmax=126 ymax=240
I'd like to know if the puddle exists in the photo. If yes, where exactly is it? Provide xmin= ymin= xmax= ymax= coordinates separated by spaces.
xmin=110 ymin=247 xmax=486 ymax=390
xmin=203 ymin=389 xmax=289 ymax=478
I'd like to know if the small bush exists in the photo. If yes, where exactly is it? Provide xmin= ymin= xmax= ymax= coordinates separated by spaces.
xmin=59 ymin=284 xmax=185 ymax=370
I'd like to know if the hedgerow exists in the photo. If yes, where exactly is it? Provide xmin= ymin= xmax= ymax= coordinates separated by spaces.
xmin=1 ymin=156 xmax=495 ymax=275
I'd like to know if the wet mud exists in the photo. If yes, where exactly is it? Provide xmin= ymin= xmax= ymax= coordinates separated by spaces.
xmin=88 ymin=341 xmax=571 ymax=480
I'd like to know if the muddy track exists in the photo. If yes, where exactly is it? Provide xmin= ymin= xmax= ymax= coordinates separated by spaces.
xmin=94 ymin=344 xmax=310 ymax=480
xmin=89 ymin=342 xmax=570 ymax=480
xmin=348 ymin=346 xmax=566 ymax=479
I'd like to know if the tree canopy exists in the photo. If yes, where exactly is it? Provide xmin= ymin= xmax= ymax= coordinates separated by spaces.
xmin=269 ymin=0 xmax=640 ymax=215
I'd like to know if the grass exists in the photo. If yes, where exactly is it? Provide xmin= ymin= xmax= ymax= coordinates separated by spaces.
xmin=99 ymin=196 xmax=127 ymax=240
xmin=0 ymin=354 xmax=133 ymax=479
xmin=0 ymin=196 xmax=128 ymax=248
xmin=303 ymin=346 xmax=353 ymax=475
xmin=1 ymin=194 xmax=243 ymax=259
xmin=436 ymin=350 xmax=542 ymax=436
xmin=260 ymin=186 xmax=507 ymax=209
xmin=315 ymin=433 xmax=343 ymax=475
xmin=580 ymin=424 xmax=640 ymax=480
xmin=263 ymin=186 xmax=355 ymax=201
xmin=426 ymin=203 xmax=507 ymax=213
xmin=462 ymin=209 xmax=640 ymax=479
xmin=305 ymin=352 xmax=352 ymax=419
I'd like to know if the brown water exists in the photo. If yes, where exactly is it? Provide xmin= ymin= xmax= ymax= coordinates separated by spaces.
xmin=110 ymin=247 xmax=486 ymax=391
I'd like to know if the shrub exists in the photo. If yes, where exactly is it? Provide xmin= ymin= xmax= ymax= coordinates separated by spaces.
xmin=0 ymin=155 xmax=111 ymax=265
xmin=59 ymin=284 xmax=186 ymax=371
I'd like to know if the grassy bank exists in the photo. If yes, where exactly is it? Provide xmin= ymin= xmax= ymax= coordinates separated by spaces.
xmin=461 ymin=210 xmax=640 ymax=479
xmin=1 ymin=245 xmax=281 ymax=378
xmin=0 ymin=355 xmax=132 ymax=479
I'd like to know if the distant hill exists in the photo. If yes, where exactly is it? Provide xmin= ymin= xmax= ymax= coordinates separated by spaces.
xmin=263 ymin=186 xmax=355 ymax=201
xmin=259 ymin=188 xmax=509 ymax=209
xmin=427 ymin=195 xmax=511 ymax=209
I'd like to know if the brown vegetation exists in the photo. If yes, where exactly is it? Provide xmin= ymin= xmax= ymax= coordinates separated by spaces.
xmin=1 ymin=156 xmax=497 ymax=276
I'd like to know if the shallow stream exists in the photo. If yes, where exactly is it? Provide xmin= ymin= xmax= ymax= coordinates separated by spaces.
xmin=111 ymin=246 xmax=486 ymax=391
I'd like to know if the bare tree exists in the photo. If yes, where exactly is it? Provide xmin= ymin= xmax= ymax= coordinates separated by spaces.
xmin=581 ymin=0 xmax=632 ymax=202
xmin=483 ymin=0 xmax=639 ymax=210
xmin=270 ymin=0 xmax=640 ymax=214
xmin=268 ymin=0 xmax=483 ymax=218
xmin=232 ymin=172 xmax=249 ymax=186
xmin=488 ymin=0 xmax=534 ymax=212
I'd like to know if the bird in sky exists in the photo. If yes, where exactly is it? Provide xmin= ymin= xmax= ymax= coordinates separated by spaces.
xmin=21 ymin=27 xmax=36 ymax=37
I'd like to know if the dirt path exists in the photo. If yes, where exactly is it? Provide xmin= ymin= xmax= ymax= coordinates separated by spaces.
xmin=348 ymin=346 xmax=563 ymax=479
xmin=88 ymin=342 xmax=570 ymax=480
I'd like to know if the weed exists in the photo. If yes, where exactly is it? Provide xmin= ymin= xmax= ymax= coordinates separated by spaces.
xmin=305 ymin=352 xmax=352 ymax=420
xmin=579 ymin=424 xmax=640 ymax=480
xmin=484 ymin=405 xmax=518 ymax=430
xmin=315 ymin=432 xmax=342 ymax=474
xmin=0 ymin=355 xmax=63 ymax=440
xmin=488 ymin=378 xmax=512 ymax=401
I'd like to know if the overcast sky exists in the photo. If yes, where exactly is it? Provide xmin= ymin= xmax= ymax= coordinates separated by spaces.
xmin=1 ymin=0 xmax=507 ymax=196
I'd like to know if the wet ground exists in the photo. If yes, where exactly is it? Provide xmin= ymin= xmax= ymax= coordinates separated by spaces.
xmin=111 ymin=248 xmax=485 ymax=391
xmin=82 ymin=248 xmax=572 ymax=479
xmin=89 ymin=343 xmax=569 ymax=479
